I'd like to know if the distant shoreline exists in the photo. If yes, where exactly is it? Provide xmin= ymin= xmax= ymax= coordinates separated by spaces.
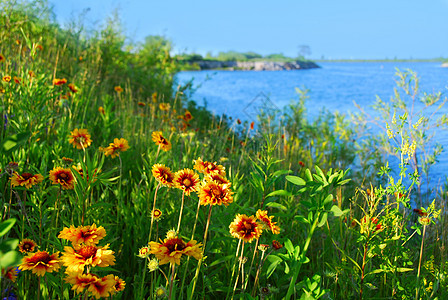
xmin=185 ymin=60 xmax=320 ymax=71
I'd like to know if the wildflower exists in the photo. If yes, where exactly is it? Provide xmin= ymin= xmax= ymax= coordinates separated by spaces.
xmin=250 ymin=121 xmax=254 ymax=130
xmin=62 ymin=157 xmax=74 ymax=165
xmin=166 ymin=229 xmax=177 ymax=239
xmin=66 ymin=272 xmax=98 ymax=294
xmin=184 ymin=110 xmax=193 ymax=122
xmin=152 ymin=164 xmax=175 ymax=187
xmin=147 ymin=258 xmax=159 ymax=272
xmin=61 ymin=244 xmax=115 ymax=273
xmin=419 ymin=217 xmax=431 ymax=226
xmin=49 ymin=167 xmax=75 ymax=189
xmin=36 ymin=44 xmax=43 ymax=51
xmin=256 ymin=210 xmax=280 ymax=234
xmin=193 ymin=157 xmax=226 ymax=176
xmin=98 ymin=106 xmax=105 ymax=115
xmin=198 ymin=181 xmax=233 ymax=206
xmin=19 ymin=250 xmax=61 ymax=276
xmin=155 ymin=286 xmax=167 ymax=299
xmin=413 ymin=208 xmax=428 ymax=217
xmin=11 ymin=172 xmax=44 ymax=189
xmin=138 ymin=246 xmax=151 ymax=258
xmin=69 ymin=128 xmax=92 ymax=150
xmin=258 ymin=244 xmax=270 ymax=252
xmin=204 ymin=173 xmax=230 ymax=185
xmin=229 ymin=214 xmax=263 ymax=243
xmin=28 ymin=71 xmax=35 ymax=77
xmin=68 ymin=83 xmax=78 ymax=93
xmin=138 ymin=102 xmax=146 ymax=107
xmin=13 ymin=77 xmax=21 ymax=84
xmin=111 ymin=276 xmax=126 ymax=294
xmin=173 ymin=168 xmax=200 ymax=196
xmin=58 ymin=224 xmax=106 ymax=246
xmin=18 ymin=238 xmax=37 ymax=253
xmin=149 ymin=235 xmax=202 ymax=265
xmin=104 ymin=138 xmax=130 ymax=158
xmin=53 ymin=78 xmax=67 ymax=86
xmin=152 ymin=131 xmax=171 ymax=151
xmin=114 ymin=86 xmax=123 ymax=93
xmin=2 ymin=267 xmax=18 ymax=282
xmin=0 ymin=87 xmax=4 ymax=94
xmin=0 ymin=53 xmax=5 ymax=63
xmin=299 ymin=161 xmax=305 ymax=167
xmin=89 ymin=274 xmax=116 ymax=299
xmin=152 ymin=208 xmax=163 ymax=221
xmin=3 ymin=75 xmax=11 ymax=82
xmin=272 ymin=240 xmax=283 ymax=250
xmin=152 ymin=92 xmax=158 ymax=102
xmin=159 ymin=103 xmax=170 ymax=111
xmin=237 ymin=119 xmax=242 ymax=124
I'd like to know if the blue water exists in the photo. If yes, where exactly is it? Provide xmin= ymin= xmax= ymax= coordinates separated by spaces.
xmin=176 ymin=62 xmax=448 ymax=191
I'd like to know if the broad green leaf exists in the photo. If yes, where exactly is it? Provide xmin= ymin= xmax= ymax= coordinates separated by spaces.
xmin=286 ymin=175 xmax=306 ymax=186
xmin=0 ymin=251 xmax=22 ymax=268
xmin=284 ymin=239 xmax=294 ymax=255
xmin=0 ymin=219 xmax=16 ymax=237
xmin=2 ymin=133 xmax=30 ymax=152
xmin=265 ymin=202 xmax=287 ymax=210
xmin=294 ymin=215 xmax=310 ymax=224
xmin=396 ymin=267 xmax=413 ymax=272
xmin=266 ymin=190 xmax=292 ymax=198
xmin=266 ymin=259 xmax=280 ymax=278
xmin=305 ymin=169 xmax=313 ymax=181
xmin=330 ymin=205 xmax=346 ymax=217
xmin=318 ymin=212 xmax=328 ymax=227
xmin=323 ymin=194 xmax=334 ymax=206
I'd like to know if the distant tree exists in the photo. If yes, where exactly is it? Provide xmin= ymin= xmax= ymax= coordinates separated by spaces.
xmin=243 ymin=51 xmax=263 ymax=59
xmin=266 ymin=53 xmax=288 ymax=60
xmin=297 ymin=45 xmax=311 ymax=59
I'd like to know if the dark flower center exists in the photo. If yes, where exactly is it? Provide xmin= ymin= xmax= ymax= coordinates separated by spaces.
xmin=21 ymin=172 xmax=33 ymax=180
xmin=164 ymin=238 xmax=186 ymax=253
xmin=78 ymin=246 xmax=97 ymax=259
xmin=30 ymin=251 xmax=51 ymax=264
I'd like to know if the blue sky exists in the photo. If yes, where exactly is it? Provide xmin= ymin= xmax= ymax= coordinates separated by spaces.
xmin=49 ymin=0 xmax=448 ymax=59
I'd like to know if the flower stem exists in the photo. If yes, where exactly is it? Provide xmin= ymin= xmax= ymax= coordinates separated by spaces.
xmin=148 ymin=183 xmax=161 ymax=242
xmin=415 ymin=224 xmax=426 ymax=300
xmin=231 ymin=241 xmax=245 ymax=300
xmin=189 ymin=205 xmax=213 ymax=300
xmin=168 ymin=263 xmax=176 ymax=300
xmin=176 ymin=190 xmax=186 ymax=233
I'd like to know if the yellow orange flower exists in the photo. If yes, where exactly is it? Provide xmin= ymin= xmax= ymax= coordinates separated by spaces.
xmin=111 ymin=276 xmax=126 ymax=294
xmin=137 ymin=246 xmax=151 ymax=258
xmin=272 ymin=240 xmax=283 ymax=250
xmin=114 ymin=86 xmax=123 ymax=93
xmin=2 ymin=267 xmax=17 ymax=282
xmin=62 ymin=157 xmax=74 ymax=165
xmin=151 ymin=131 xmax=171 ymax=151
xmin=58 ymin=224 xmax=106 ymax=246
xmin=198 ymin=181 xmax=233 ymax=206
xmin=89 ymin=274 xmax=116 ymax=299
xmin=98 ymin=106 xmax=105 ymax=115
xmin=173 ymin=168 xmax=200 ymax=196
xmin=0 ymin=87 xmax=4 ymax=94
xmin=229 ymin=214 xmax=263 ymax=243
xmin=147 ymin=258 xmax=159 ymax=272
xmin=18 ymin=238 xmax=37 ymax=253
xmin=152 ymin=164 xmax=175 ymax=187
xmin=0 ymin=53 xmax=5 ymax=63
xmin=69 ymin=128 xmax=92 ymax=149
xmin=193 ymin=157 xmax=226 ymax=176
xmin=66 ymin=273 xmax=115 ymax=299
xmin=159 ymin=103 xmax=170 ymax=111
xmin=53 ymin=78 xmax=67 ymax=86
xmin=28 ymin=70 xmax=35 ymax=77
xmin=36 ymin=44 xmax=43 ymax=51
xmin=49 ymin=167 xmax=75 ymax=189
xmin=256 ymin=210 xmax=280 ymax=234
xmin=149 ymin=235 xmax=202 ymax=265
xmin=184 ymin=110 xmax=193 ymax=122
xmin=61 ymin=244 xmax=115 ymax=273
xmin=152 ymin=208 xmax=163 ymax=221
xmin=2 ymin=75 xmax=11 ymax=83
xmin=13 ymin=76 xmax=21 ymax=84
xmin=19 ymin=250 xmax=61 ymax=276
xmin=138 ymin=102 xmax=146 ymax=107
xmin=205 ymin=174 xmax=230 ymax=185
xmin=11 ymin=172 xmax=44 ymax=189
xmin=152 ymin=92 xmax=158 ymax=103
xmin=72 ymin=164 xmax=100 ymax=182
xmin=68 ymin=83 xmax=78 ymax=93
xmin=103 ymin=138 xmax=130 ymax=158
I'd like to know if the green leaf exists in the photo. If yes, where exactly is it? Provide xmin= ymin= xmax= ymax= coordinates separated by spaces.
xmin=330 ymin=205 xmax=344 ymax=217
xmin=265 ymin=202 xmax=287 ymax=210
xmin=284 ymin=239 xmax=294 ymax=255
xmin=396 ymin=267 xmax=413 ymax=272
xmin=0 ymin=251 xmax=22 ymax=268
xmin=323 ymin=194 xmax=334 ymax=206
xmin=2 ymin=133 xmax=30 ymax=152
xmin=0 ymin=239 xmax=19 ymax=253
xmin=266 ymin=258 xmax=281 ymax=278
xmin=294 ymin=215 xmax=310 ymax=224
xmin=266 ymin=190 xmax=292 ymax=198
xmin=286 ymin=175 xmax=306 ymax=186
xmin=318 ymin=212 xmax=328 ymax=227
xmin=305 ymin=169 xmax=313 ymax=181
xmin=0 ymin=219 xmax=16 ymax=237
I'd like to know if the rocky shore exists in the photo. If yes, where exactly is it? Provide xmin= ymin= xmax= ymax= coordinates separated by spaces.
xmin=193 ymin=60 xmax=320 ymax=71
